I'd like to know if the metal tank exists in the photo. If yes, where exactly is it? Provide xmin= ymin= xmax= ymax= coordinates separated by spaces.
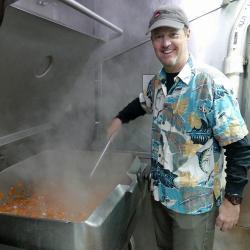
xmin=0 ymin=149 xmax=149 ymax=250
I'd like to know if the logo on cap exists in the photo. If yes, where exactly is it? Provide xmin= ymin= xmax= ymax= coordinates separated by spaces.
xmin=154 ymin=11 xmax=161 ymax=18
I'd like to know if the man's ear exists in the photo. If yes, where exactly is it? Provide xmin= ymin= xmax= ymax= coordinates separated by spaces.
xmin=186 ymin=28 xmax=191 ymax=39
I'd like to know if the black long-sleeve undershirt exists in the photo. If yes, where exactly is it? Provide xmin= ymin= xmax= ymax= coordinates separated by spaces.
xmin=116 ymin=97 xmax=146 ymax=123
xmin=224 ymin=137 xmax=250 ymax=197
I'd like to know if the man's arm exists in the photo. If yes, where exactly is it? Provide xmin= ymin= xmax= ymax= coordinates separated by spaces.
xmin=224 ymin=136 xmax=250 ymax=197
xmin=107 ymin=97 xmax=146 ymax=138
xmin=116 ymin=97 xmax=146 ymax=123
xmin=216 ymin=136 xmax=250 ymax=231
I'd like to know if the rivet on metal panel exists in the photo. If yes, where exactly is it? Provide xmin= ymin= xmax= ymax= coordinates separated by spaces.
xmin=36 ymin=0 xmax=49 ymax=6
xmin=34 ymin=55 xmax=53 ymax=78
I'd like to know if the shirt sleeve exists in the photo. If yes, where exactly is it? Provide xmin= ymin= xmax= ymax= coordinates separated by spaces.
xmin=223 ymin=136 xmax=250 ymax=197
xmin=116 ymin=97 xmax=146 ymax=124
xmin=116 ymin=78 xmax=155 ymax=123
xmin=211 ymin=84 xmax=248 ymax=146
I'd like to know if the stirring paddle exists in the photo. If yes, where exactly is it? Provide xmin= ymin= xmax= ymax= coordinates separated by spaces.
xmin=89 ymin=133 xmax=115 ymax=178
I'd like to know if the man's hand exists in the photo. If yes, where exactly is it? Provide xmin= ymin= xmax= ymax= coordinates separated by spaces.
xmin=107 ymin=118 xmax=122 ymax=139
xmin=215 ymin=198 xmax=240 ymax=232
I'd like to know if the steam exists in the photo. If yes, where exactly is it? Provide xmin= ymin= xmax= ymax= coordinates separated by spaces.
xmin=0 ymin=149 xmax=133 ymax=220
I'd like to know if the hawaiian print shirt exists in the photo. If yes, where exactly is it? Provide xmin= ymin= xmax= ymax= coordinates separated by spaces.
xmin=140 ymin=56 xmax=248 ymax=214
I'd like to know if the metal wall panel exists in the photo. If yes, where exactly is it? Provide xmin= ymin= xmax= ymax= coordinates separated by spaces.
xmin=0 ymin=6 xmax=102 ymax=145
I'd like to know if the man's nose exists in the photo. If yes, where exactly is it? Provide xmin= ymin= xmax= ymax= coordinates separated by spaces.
xmin=162 ymin=37 xmax=171 ymax=46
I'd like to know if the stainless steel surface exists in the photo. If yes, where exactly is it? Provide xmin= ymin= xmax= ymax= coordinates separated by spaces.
xmin=58 ymin=0 xmax=123 ymax=35
xmin=0 ymin=149 xmax=148 ymax=250
xmin=0 ymin=123 xmax=52 ymax=147
xmin=0 ymin=6 xmax=102 ymax=138
xmin=11 ymin=0 xmax=122 ymax=40
xmin=11 ymin=0 xmax=97 ymax=38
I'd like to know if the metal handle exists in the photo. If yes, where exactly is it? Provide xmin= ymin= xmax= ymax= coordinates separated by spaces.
xmin=58 ymin=0 xmax=123 ymax=35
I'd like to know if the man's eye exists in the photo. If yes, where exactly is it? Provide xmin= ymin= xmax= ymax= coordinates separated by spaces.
xmin=171 ymin=32 xmax=180 ymax=38
xmin=154 ymin=34 xmax=164 ymax=39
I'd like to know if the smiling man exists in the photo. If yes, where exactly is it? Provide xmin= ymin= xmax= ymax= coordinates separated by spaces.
xmin=107 ymin=5 xmax=250 ymax=250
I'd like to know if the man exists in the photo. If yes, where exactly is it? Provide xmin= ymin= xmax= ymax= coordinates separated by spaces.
xmin=107 ymin=5 xmax=250 ymax=250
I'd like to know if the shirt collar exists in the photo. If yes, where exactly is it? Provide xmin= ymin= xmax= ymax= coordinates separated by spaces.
xmin=157 ymin=55 xmax=195 ymax=86
xmin=176 ymin=56 xmax=195 ymax=85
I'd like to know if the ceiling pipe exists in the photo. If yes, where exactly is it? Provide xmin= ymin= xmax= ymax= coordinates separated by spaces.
xmin=224 ymin=0 xmax=250 ymax=103
xmin=58 ymin=0 xmax=123 ymax=36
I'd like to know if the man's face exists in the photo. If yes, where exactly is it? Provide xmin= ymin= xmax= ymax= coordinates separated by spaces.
xmin=151 ymin=26 xmax=190 ymax=73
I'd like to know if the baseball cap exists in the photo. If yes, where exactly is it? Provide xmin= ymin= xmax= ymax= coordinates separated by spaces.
xmin=146 ymin=5 xmax=189 ymax=35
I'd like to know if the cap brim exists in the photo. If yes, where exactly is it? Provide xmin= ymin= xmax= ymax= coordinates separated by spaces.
xmin=146 ymin=19 xmax=184 ymax=35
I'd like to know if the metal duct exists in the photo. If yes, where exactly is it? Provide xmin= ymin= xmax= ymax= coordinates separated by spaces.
xmin=224 ymin=0 xmax=250 ymax=103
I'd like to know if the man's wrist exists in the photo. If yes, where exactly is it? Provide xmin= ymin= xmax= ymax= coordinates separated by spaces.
xmin=224 ymin=193 xmax=242 ymax=205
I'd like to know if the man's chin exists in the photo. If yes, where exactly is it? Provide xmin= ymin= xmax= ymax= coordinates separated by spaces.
xmin=162 ymin=60 xmax=178 ymax=70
